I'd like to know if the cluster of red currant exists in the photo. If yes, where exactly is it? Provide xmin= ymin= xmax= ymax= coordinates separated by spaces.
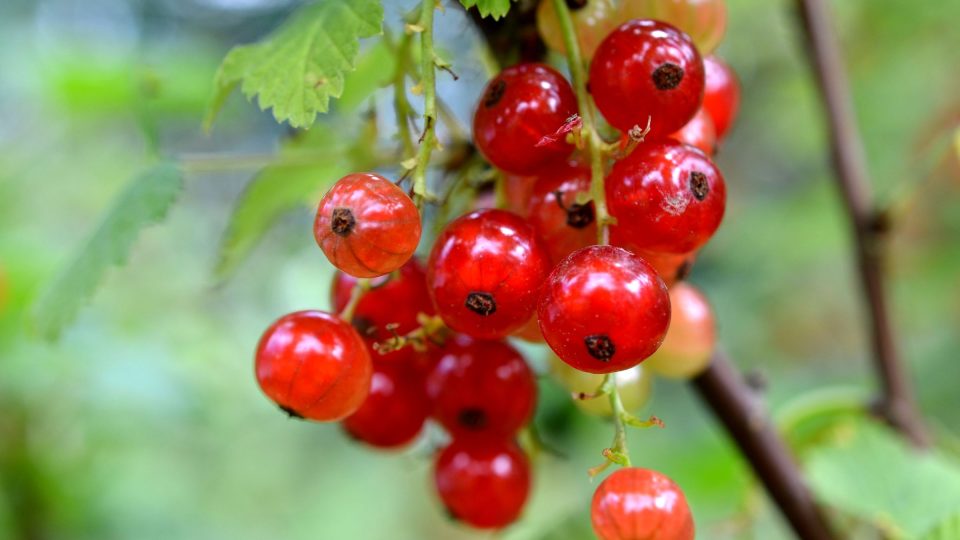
xmin=254 ymin=0 xmax=740 ymax=536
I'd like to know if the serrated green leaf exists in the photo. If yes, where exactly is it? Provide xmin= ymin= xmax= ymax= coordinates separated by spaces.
xmin=205 ymin=0 xmax=384 ymax=130
xmin=921 ymin=512 xmax=960 ymax=540
xmin=30 ymin=163 xmax=183 ymax=341
xmin=459 ymin=0 xmax=512 ymax=20
xmin=805 ymin=420 xmax=960 ymax=538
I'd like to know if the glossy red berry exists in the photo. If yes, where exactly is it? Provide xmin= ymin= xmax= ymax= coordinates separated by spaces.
xmin=607 ymin=140 xmax=726 ymax=254
xmin=330 ymin=259 xmax=434 ymax=363
xmin=526 ymin=159 xmax=597 ymax=264
xmin=427 ymin=209 xmax=552 ymax=339
xmin=473 ymin=63 xmax=578 ymax=175
xmin=342 ymin=362 xmax=430 ymax=448
xmin=702 ymin=55 xmax=741 ymax=140
xmin=435 ymin=438 xmax=531 ymax=529
xmin=426 ymin=339 xmax=536 ymax=438
xmin=255 ymin=310 xmax=372 ymax=421
xmin=502 ymin=173 xmax=538 ymax=217
xmin=589 ymin=19 xmax=704 ymax=138
xmin=592 ymin=467 xmax=695 ymax=540
xmin=633 ymin=248 xmax=696 ymax=288
xmin=314 ymin=173 xmax=421 ymax=278
xmin=538 ymin=246 xmax=671 ymax=374
xmin=668 ymin=106 xmax=717 ymax=156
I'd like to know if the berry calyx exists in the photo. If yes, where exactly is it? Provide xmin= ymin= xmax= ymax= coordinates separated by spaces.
xmin=607 ymin=140 xmax=726 ymax=254
xmin=702 ymin=55 xmax=741 ymax=140
xmin=435 ymin=438 xmax=531 ymax=529
xmin=342 ymin=361 xmax=430 ymax=448
xmin=589 ymin=19 xmax=704 ymax=139
xmin=427 ymin=209 xmax=552 ymax=339
xmin=473 ymin=64 xmax=578 ymax=174
xmin=538 ymin=245 xmax=671 ymax=374
xmin=254 ymin=310 xmax=372 ymax=421
xmin=644 ymin=283 xmax=716 ymax=379
xmin=591 ymin=467 xmax=695 ymax=540
xmin=526 ymin=159 xmax=598 ymax=263
xmin=426 ymin=338 xmax=536 ymax=438
xmin=330 ymin=259 xmax=434 ymax=363
xmin=314 ymin=173 xmax=421 ymax=278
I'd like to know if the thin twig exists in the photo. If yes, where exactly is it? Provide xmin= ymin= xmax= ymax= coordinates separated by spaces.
xmin=794 ymin=0 xmax=928 ymax=447
xmin=692 ymin=351 xmax=836 ymax=540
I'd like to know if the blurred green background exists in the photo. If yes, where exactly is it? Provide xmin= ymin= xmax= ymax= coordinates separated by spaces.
xmin=1 ymin=0 xmax=958 ymax=538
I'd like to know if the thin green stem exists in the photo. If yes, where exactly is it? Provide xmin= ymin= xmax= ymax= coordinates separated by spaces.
xmin=338 ymin=279 xmax=371 ymax=321
xmin=411 ymin=0 xmax=438 ymax=208
xmin=551 ymin=0 xmax=611 ymax=244
xmin=388 ymin=30 xmax=416 ymax=159
xmin=606 ymin=373 xmax=632 ymax=466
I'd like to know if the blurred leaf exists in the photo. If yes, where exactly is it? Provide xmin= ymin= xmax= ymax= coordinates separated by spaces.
xmin=30 ymin=163 xmax=183 ymax=341
xmin=459 ymin=0 xmax=512 ymax=20
xmin=921 ymin=512 xmax=960 ymax=540
xmin=205 ymin=0 xmax=384 ymax=130
xmin=805 ymin=420 xmax=960 ymax=538
xmin=214 ymin=122 xmax=379 ymax=281
xmin=338 ymin=40 xmax=395 ymax=112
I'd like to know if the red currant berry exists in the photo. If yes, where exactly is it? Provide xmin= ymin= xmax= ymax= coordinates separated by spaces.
xmin=330 ymin=259 xmax=434 ymax=363
xmin=592 ymin=467 xmax=695 ymax=540
xmin=668 ymin=106 xmax=717 ymax=156
xmin=502 ymin=172 xmax=538 ymax=217
xmin=526 ymin=159 xmax=597 ymax=263
xmin=426 ymin=339 xmax=536 ymax=438
xmin=537 ymin=0 xmax=621 ymax=59
xmin=538 ymin=246 xmax=671 ymax=374
xmin=513 ymin=314 xmax=545 ymax=343
xmin=435 ymin=438 xmax=530 ymax=529
xmin=314 ymin=173 xmax=421 ymax=278
xmin=607 ymin=140 xmax=726 ymax=254
xmin=645 ymin=283 xmax=716 ymax=379
xmin=427 ymin=209 xmax=552 ymax=339
xmin=473 ymin=63 xmax=578 ymax=175
xmin=621 ymin=0 xmax=727 ymax=55
xmin=632 ymin=248 xmax=696 ymax=288
xmin=589 ymin=19 xmax=704 ymax=138
xmin=703 ymin=55 xmax=741 ymax=140
xmin=342 ymin=362 xmax=430 ymax=448
xmin=255 ymin=311 xmax=372 ymax=421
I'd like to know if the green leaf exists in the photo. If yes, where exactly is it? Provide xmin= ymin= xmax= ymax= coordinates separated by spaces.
xmin=30 ymin=163 xmax=184 ymax=341
xmin=921 ymin=512 xmax=960 ymax=540
xmin=205 ymin=0 xmax=384 ymax=130
xmin=459 ymin=0 xmax=512 ymax=20
xmin=805 ymin=420 xmax=960 ymax=538
xmin=337 ymin=40 xmax=395 ymax=112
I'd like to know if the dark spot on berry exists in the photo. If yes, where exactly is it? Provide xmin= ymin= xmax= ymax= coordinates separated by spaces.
xmin=484 ymin=79 xmax=507 ymax=108
xmin=689 ymin=171 xmax=709 ymax=201
xmin=652 ymin=63 xmax=684 ymax=91
xmin=279 ymin=405 xmax=304 ymax=419
xmin=351 ymin=316 xmax=376 ymax=337
xmin=584 ymin=334 xmax=615 ymax=361
xmin=458 ymin=408 xmax=488 ymax=429
xmin=554 ymin=190 xmax=595 ymax=229
xmin=565 ymin=0 xmax=588 ymax=10
xmin=331 ymin=207 xmax=356 ymax=236
xmin=465 ymin=292 xmax=497 ymax=316
xmin=675 ymin=258 xmax=693 ymax=281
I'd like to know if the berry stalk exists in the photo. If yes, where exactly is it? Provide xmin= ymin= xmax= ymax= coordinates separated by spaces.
xmin=794 ymin=0 xmax=928 ymax=447
xmin=549 ymin=0 xmax=612 ymax=245
xmin=389 ymin=29 xmax=416 ymax=159
xmin=411 ymin=0 xmax=439 ymax=207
